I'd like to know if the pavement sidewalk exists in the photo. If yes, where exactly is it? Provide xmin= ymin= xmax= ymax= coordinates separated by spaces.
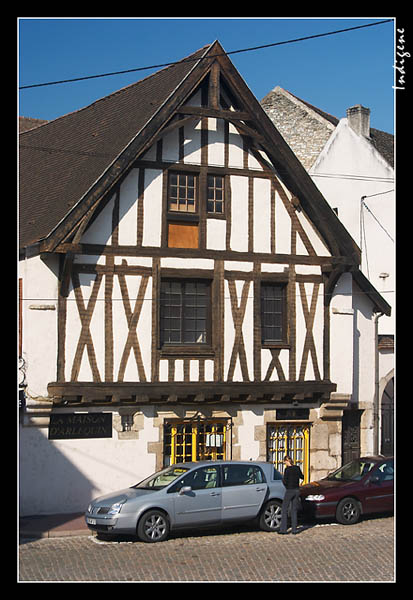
xmin=19 ymin=512 xmax=93 ymax=539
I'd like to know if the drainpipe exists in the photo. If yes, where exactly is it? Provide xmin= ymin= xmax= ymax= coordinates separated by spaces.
xmin=373 ymin=310 xmax=384 ymax=456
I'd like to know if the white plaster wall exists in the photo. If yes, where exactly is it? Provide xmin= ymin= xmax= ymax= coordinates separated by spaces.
xmin=228 ymin=123 xmax=243 ymax=167
xmin=118 ymin=169 xmax=139 ymax=246
xmin=275 ymin=190 xmax=291 ymax=254
xmin=352 ymin=281 xmax=375 ymax=406
xmin=162 ymin=128 xmax=179 ymax=163
xmin=223 ymin=280 xmax=234 ymax=379
xmin=310 ymin=119 xmax=395 ymax=335
xmin=295 ymin=209 xmax=331 ymax=256
xmin=20 ymin=254 xmax=59 ymax=398
xmin=112 ymin=274 xmax=152 ymax=382
xmin=237 ymin=407 xmax=263 ymax=461
xmin=183 ymin=118 xmax=202 ymax=164
xmin=295 ymin=281 xmax=324 ymax=380
xmin=242 ymin=281 xmax=254 ymax=381
xmin=253 ymin=178 xmax=271 ymax=253
xmin=206 ymin=218 xmax=226 ymax=250
xmin=229 ymin=176 xmax=248 ymax=252
xmin=223 ymin=279 xmax=254 ymax=381
xmin=329 ymin=272 xmax=354 ymax=394
xmin=19 ymin=409 xmax=159 ymax=515
xmin=65 ymin=272 xmax=105 ymax=382
xmin=82 ymin=194 xmax=114 ymax=245
xmin=208 ymin=118 xmax=225 ymax=166
xmin=261 ymin=348 xmax=289 ymax=381
xmin=160 ymin=257 xmax=214 ymax=270
xmin=142 ymin=169 xmax=163 ymax=247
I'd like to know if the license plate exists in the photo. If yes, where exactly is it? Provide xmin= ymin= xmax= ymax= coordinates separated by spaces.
xmin=87 ymin=517 xmax=96 ymax=525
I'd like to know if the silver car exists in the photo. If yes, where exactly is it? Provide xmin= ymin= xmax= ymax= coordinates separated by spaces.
xmin=85 ymin=460 xmax=286 ymax=542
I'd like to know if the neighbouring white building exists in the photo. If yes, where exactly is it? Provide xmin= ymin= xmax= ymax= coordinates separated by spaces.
xmin=19 ymin=42 xmax=390 ymax=515
xmin=261 ymin=87 xmax=394 ymax=458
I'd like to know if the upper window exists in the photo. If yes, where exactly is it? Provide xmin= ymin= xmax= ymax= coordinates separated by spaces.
xmin=207 ymin=175 xmax=224 ymax=214
xmin=160 ymin=280 xmax=209 ymax=345
xmin=261 ymin=283 xmax=286 ymax=344
xmin=168 ymin=172 xmax=196 ymax=213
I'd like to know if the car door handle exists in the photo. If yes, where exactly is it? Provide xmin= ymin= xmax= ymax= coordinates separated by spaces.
xmin=209 ymin=492 xmax=221 ymax=496
xmin=256 ymin=487 xmax=265 ymax=492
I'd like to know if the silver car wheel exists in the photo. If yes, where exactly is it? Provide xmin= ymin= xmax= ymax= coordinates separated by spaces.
xmin=143 ymin=513 xmax=168 ymax=541
xmin=262 ymin=501 xmax=282 ymax=531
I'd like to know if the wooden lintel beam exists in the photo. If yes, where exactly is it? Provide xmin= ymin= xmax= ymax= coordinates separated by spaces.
xmin=176 ymin=106 xmax=250 ymax=121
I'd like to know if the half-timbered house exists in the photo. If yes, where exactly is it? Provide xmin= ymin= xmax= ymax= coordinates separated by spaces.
xmin=19 ymin=41 xmax=390 ymax=514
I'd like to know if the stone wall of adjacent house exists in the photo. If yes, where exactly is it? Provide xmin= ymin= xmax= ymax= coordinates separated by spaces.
xmin=261 ymin=90 xmax=334 ymax=170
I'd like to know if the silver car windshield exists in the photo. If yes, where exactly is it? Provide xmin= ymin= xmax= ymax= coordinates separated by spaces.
xmin=132 ymin=466 xmax=190 ymax=490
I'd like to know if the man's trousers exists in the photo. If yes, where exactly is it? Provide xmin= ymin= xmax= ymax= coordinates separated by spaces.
xmin=280 ymin=488 xmax=300 ymax=533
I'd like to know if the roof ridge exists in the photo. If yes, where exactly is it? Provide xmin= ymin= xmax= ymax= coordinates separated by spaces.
xmin=19 ymin=43 xmax=213 ymax=135
xmin=89 ymin=43 xmax=213 ymax=106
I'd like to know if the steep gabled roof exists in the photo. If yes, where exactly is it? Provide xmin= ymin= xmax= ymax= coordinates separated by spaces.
xmin=19 ymin=116 xmax=49 ymax=132
xmin=19 ymin=41 xmax=360 ymax=265
xmin=19 ymin=45 xmax=210 ymax=249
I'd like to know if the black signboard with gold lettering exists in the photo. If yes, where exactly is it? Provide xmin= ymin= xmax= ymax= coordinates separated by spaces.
xmin=276 ymin=409 xmax=309 ymax=420
xmin=48 ymin=413 xmax=112 ymax=440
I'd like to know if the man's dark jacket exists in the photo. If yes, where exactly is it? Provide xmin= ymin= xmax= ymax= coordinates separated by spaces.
xmin=283 ymin=465 xmax=304 ymax=489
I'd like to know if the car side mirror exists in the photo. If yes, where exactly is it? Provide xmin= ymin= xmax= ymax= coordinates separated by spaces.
xmin=178 ymin=486 xmax=192 ymax=495
xmin=369 ymin=475 xmax=380 ymax=484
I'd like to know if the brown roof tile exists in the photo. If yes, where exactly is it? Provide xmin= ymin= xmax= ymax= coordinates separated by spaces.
xmin=19 ymin=45 xmax=210 ymax=249
xmin=19 ymin=116 xmax=49 ymax=133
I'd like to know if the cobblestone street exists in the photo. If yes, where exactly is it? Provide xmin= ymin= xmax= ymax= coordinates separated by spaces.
xmin=18 ymin=515 xmax=394 ymax=582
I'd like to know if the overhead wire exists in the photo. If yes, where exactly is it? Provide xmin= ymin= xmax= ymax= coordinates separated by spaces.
xmin=19 ymin=19 xmax=393 ymax=90
xmin=19 ymin=19 xmax=395 ymax=303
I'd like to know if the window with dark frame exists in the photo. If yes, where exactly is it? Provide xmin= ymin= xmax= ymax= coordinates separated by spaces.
xmin=160 ymin=280 xmax=209 ymax=345
xmin=261 ymin=283 xmax=286 ymax=344
xmin=168 ymin=172 xmax=196 ymax=213
xmin=207 ymin=175 xmax=224 ymax=214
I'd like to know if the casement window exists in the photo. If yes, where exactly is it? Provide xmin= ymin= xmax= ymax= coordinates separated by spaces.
xmin=167 ymin=172 xmax=199 ymax=248
xmin=168 ymin=172 xmax=197 ymax=213
xmin=166 ymin=171 xmax=226 ymax=248
xmin=261 ymin=283 xmax=287 ymax=345
xmin=207 ymin=174 xmax=224 ymax=214
xmin=160 ymin=280 xmax=210 ymax=346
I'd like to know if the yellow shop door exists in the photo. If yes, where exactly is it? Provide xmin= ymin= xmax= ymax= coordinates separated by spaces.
xmin=267 ymin=423 xmax=310 ymax=484
xmin=164 ymin=420 xmax=228 ymax=466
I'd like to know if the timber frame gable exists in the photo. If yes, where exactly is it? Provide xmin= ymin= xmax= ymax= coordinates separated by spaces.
xmin=21 ymin=41 xmax=367 ymax=409
xmin=36 ymin=41 xmax=360 ymax=265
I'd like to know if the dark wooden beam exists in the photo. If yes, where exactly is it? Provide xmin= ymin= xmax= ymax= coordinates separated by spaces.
xmin=176 ymin=106 xmax=250 ymax=121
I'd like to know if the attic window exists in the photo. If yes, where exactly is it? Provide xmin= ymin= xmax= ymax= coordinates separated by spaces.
xmin=168 ymin=172 xmax=196 ymax=213
xmin=167 ymin=172 xmax=199 ymax=249
xmin=207 ymin=175 xmax=224 ymax=214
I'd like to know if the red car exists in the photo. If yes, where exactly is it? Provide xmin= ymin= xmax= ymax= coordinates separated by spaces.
xmin=300 ymin=456 xmax=394 ymax=525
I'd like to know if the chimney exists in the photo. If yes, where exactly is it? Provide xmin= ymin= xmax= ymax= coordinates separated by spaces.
xmin=346 ymin=104 xmax=371 ymax=138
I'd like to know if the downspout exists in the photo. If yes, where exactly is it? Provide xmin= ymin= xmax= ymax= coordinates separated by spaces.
xmin=373 ymin=310 xmax=384 ymax=455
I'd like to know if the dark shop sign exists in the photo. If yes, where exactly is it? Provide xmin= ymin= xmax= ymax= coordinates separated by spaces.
xmin=48 ymin=413 xmax=112 ymax=440
xmin=276 ymin=409 xmax=309 ymax=420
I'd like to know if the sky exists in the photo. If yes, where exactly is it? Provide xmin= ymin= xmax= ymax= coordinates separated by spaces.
xmin=18 ymin=17 xmax=395 ymax=134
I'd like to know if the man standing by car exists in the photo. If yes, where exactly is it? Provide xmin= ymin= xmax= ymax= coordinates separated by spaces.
xmin=279 ymin=456 xmax=304 ymax=534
